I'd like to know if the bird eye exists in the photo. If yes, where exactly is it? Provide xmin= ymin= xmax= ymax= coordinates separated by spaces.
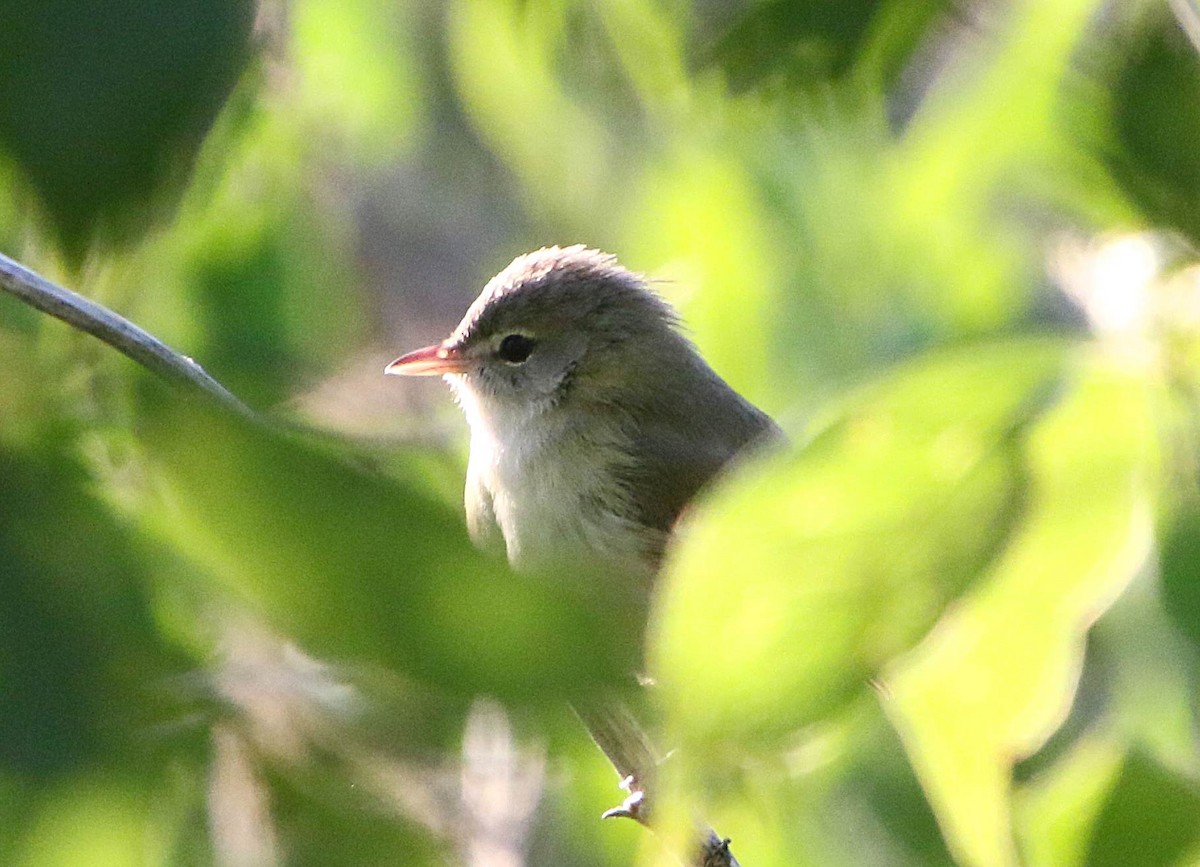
xmin=496 ymin=334 xmax=535 ymax=364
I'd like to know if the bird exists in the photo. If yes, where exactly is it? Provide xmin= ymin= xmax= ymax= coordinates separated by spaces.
xmin=386 ymin=246 xmax=772 ymax=861
xmin=385 ymin=245 xmax=780 ymax=584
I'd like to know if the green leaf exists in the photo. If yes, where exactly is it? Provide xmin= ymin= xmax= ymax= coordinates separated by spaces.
xmin=15 ymin=774 xmax=163 ymax=867
xmin=651 ymin=338 xmax=1066 ymax=748
xmin=1081 ymin=748 xmax=1200 ymax=867
xmin=886 ymin=351 xmax=1153 ymax=867
xmin=1159 ymin=498 xmax=1200 ymax=651
xmin=1015 ymin=732 xmax=1125 ymax=867
xmin=696 ymin=0 xmax=954 ymax=93
xmin=266 ymin=760 xmax=442 ymax=867
xmin=0 ymin=0 xmax=255 ymax=259
xmin=0 ymin=443 xmax=192 ymax=778
xmin=1101 ymin=8 xmax=1200 ymax=247
xmin=138 ymin=394 xmax=641 ymax=702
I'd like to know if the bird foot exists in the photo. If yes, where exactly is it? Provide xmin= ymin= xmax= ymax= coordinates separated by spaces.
xmin=600 ymin=775 xmax=649 ymax=824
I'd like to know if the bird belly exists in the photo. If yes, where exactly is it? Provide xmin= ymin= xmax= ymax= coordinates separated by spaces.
xmin=460 ymin=387 xmax=658 ymax=581
xmin=495 ymin=464 xmax=645 ymax=575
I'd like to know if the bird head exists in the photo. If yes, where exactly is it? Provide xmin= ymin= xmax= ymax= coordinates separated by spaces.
xmin=386 ymin=246 xmax=679 ymax=415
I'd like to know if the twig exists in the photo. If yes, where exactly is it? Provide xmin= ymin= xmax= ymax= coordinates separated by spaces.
xmin=574 ymin=698 xmax=742 ymax=867
xmin=0 ymin=250 xmax=253 ymax=417
xmin=573 ymin=698 xmax=658 ymax=825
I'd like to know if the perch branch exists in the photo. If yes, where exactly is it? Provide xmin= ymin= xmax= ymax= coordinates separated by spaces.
xmin=574 ymin=698 xmax=742 ymax=867
xmin=0 ymin=250 xmax=253 ymax=417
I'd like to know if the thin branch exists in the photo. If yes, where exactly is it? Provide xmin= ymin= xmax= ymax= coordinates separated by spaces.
xmin=573 ymin=698 xmax=659 ymax=823
xmin=574 ymin=698 xmax=742 ymax=867
xmin=0 ymin=250 xmax=253 ymax=417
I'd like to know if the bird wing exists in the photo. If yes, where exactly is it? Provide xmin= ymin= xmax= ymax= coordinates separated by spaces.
xmin=623 ymin=386 xmax=780 ymax=542
xmin=625 ymin=424 xmax=727 ymax=538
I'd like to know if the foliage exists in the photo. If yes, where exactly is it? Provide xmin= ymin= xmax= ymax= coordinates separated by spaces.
xmin=1 ymin=0 xmax=1198 ymax=864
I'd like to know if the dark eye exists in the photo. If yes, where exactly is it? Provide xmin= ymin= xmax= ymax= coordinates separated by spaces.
xmin=497 ymin=334 xmax=535 ymax=364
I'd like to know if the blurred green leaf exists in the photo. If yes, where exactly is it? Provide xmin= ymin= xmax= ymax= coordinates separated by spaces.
xmin=447 ymin=0 xmax=617 ymax=223
xmin=266 ymin=762 xmax=442 ymax=867
xmin=182 ymin=201 xmax=368 ymax=410
xmin=0 ymin=0 xmax=255 ymax=259
xmin=189 ymin=228 xmax=299 ymax=408
xmin=0 ymin=442 xmax=192 ymax=778
xmin=138 ymin=393 xmax=641 ymax=702
xmin=1016 ymin=578 xmax=1200 ymax=867
xmin=652 ymin=338 xmax=1066 ymax=749
xmin=15 ymin=774 xmax=162 ymax=867
xmin=696 ymin=0 xmax=953 ymax=92
xmin=887 ymin=352 xmax=1153 ymax=867
xmin=1089 ymin=578 xmax=1200 ymax=790
xmin=1102 ymin=9 xmax=1200 ymax=246
xmin=292 ymin=0 xmax=424 ymax=163
xmin=889 ymin=0 xmax=1104 ymax=335
xmin=1083 ymin=748 xmax=1200 ymax=867
xmin=624 ymin=152 xmax=782 ymax=406
xmin=845 ymin=707 xmax=957 ymax=866
xmin=1015 ymin=732 xmax=1125 ymax=867
xmin=1159 ymin=496 xmax=1200 ymax=651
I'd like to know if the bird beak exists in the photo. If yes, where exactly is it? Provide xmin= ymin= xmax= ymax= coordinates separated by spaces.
xmin=384 ymin=343 xmax=470 ymax=376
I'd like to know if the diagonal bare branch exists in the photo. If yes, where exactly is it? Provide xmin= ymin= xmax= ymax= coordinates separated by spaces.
xmin=574 ymin=697 xmax=742 ymax=867
xmin=0 ymin=249 xmax=253 ymax=417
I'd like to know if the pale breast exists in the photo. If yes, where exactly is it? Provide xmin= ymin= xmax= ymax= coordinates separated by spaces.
xmin=461 ymin=388 xmax=658 ymax=581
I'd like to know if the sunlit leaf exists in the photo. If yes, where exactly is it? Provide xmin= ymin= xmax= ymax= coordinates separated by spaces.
xmin=16 ymin=775 xmax=161 ymax=867
xmin=886 ymin=351 xmax=1153 ymax=867
xmin=623 ymin=152 xmax=781 ymax=406
xmin=293 ymin=0 xmax=423 ymax=163
xmin=652 ymin=338 xmax=1066 ymax=748
xmin=1016 ymin=733 xmax=1125 ymax=867
xmin=138 ymin=394 xmax=641 ymax=702
xmin=447 ymin=0 xmax=613 ymax=220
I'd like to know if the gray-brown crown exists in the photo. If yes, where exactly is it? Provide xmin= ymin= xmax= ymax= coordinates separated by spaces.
xmin=449 ymin=245 xmax=678 ymax=348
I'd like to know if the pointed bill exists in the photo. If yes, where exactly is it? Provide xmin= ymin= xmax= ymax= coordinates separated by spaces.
xmin=384 ymin=343 xmax=469 ymax=376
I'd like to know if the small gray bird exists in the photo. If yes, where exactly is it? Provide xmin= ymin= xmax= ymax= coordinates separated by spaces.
xmin=386 ymin=245 xmax=779 ymax=582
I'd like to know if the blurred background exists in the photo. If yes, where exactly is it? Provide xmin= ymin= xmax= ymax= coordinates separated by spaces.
xmin=2 ymin=0 xmax=1200 ymax=864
